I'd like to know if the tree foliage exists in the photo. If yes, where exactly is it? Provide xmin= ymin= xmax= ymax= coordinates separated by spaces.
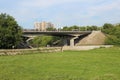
xmin=30 ymin=36 xmax=62 ymax=47
xmin=46 ymin=27 xmax=56 ymax=31
xmin=102 ymin=23 xmax=120 ymax=45
xmin=0 ymin=13 xmax=22 ymax=49
xmin=61 ymin=25 xmax=100 ymax=31
xmin=102 ymin=23 xmax=114 ymax=34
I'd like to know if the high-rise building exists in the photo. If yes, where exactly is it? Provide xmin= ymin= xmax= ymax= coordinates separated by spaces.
xmin=34 ymin=21 xmax=54 ymax=31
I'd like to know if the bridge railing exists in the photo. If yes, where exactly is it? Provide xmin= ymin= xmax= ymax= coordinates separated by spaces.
xmin=23 ymin=29 xmax=92 ymax=32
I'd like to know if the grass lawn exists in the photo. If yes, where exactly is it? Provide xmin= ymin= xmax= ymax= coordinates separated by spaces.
xmin=0 ymin=47 xmax=120 ymax=80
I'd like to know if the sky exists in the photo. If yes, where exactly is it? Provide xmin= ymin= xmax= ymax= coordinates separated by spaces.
xmin=0 ymin=0 xmax=120 ymax=29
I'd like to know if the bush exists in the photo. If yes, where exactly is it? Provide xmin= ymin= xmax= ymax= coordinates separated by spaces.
xmin=105 ymin=35 xmax=120 ymax=45
xmin=102 ymin=23 xmax=120 ymax=46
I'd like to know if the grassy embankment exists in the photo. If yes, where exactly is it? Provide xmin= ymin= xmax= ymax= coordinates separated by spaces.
xmin=0 ymin=47 xmax=120 ymax=80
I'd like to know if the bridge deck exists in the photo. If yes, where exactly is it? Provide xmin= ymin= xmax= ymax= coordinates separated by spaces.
xmin=23 ymin=30 xmax=92 ymax=36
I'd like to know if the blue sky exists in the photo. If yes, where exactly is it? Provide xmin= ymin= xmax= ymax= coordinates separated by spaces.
xmin=0 ymin=0 xmax=120 ymax=29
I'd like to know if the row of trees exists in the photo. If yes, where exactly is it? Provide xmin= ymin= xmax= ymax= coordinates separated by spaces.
xmin=44 ymin=25 xmax=101 ymax=31
xmin=60 ymin=25 xmax=101 ymax=31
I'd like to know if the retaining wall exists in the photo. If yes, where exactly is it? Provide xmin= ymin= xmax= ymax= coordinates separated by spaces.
xmin=0 ymin=47 xmax=62 ymax=56
xmin=63 ymin=45 xmax=113 ymax=51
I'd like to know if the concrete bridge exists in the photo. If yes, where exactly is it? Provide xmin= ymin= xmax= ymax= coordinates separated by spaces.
xmin=22 ymin=30 xmax=92 ymax=47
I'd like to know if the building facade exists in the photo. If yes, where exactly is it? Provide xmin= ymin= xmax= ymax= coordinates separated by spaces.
xmin=34 ymin=21 xmax=54 ymax=31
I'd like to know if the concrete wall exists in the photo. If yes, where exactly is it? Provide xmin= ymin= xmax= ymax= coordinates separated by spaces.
xmin=0 ymin=47 xmax=62 ymax=56
xmin=62 ymin=45 xmax=113 ymax=51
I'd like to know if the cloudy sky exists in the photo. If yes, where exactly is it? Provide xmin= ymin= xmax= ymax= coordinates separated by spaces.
xmin=0 ymin=0 xmax=120 ymax=29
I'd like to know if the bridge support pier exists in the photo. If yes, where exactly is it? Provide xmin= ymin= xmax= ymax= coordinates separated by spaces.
xmin=70 ymin=36 xmax=78 ymax=47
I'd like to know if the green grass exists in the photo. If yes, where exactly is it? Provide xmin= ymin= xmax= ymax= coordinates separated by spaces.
xmin=0 ymin=47 xmax=120 ymax=80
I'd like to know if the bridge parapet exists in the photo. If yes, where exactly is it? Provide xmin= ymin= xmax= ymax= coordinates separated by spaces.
xmin=23 ymin=29 xmax=91 ymax=33
xmin=23 ymin=29 xmax=92 ymax=36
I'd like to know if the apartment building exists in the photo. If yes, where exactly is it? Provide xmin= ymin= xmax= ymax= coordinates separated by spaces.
xmin=34 ymin=21 xmax=54 ymax=31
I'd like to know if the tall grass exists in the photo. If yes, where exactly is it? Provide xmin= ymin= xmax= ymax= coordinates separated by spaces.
xmin=0 ymin=47 xmax=120 ymax=80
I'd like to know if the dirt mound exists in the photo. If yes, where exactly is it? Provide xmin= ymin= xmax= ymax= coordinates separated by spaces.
xmin=76 ymin=31 xmax=106 ymax=45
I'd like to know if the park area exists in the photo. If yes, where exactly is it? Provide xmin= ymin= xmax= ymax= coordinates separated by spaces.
xmin=0 ymin=47 xmax=120 ymax=80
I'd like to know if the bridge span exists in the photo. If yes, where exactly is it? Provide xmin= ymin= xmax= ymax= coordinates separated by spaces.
xmin=22 ymin=30 xmax=92 ymax=47
xmin=23 ymin=30 xmax=91 ymax=36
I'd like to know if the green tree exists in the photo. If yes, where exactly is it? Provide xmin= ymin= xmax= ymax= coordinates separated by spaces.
xmin=62 ymin=26 xmax=69 ymax=31
xmin=102 ymin=23 xmax=114 ymax=34
xmin=103 ymin=23 xmax=114 ymax=29
xmin=62 ymin=25 xmax=80 ymax=31
xmin=102 ymin=23 xmax=120 ymax=45
xmin=86 ymin=26 xmax=92 ymax=31
xmin=91 ymin=25 xmax=98 ymax=30
xmin=70 ymin=25 xmax=79 ymax=31
xmin=46 ymin=27 xmax=56 ymax=31
xmin=79 ymin=27 xmax=86 ymax=31
xmin=0 ymin=13 xmax=22 ymax=49
xmin=86 ymin=25 xmax=99 ymax=31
